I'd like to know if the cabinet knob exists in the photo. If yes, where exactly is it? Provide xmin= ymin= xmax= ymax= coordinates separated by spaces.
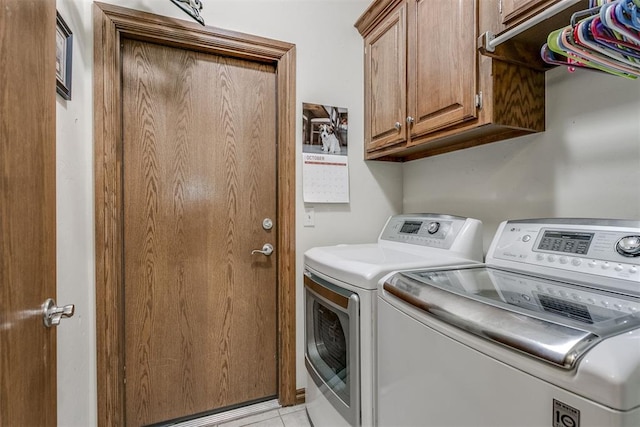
xmin=394 ymin=122 xmax=402 ymax=130
xmin=406 ymin=116 xmax=415 ymax=124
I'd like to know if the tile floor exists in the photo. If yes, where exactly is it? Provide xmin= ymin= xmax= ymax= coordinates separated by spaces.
xmin=172 ymin=401 xmax=311 ymax=427
xmin=215 ymin=404 xmax=310 ymax=427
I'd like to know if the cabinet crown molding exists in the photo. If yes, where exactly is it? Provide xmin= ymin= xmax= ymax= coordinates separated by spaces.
xmin=355 ymin=0 xmax=404 ymax=36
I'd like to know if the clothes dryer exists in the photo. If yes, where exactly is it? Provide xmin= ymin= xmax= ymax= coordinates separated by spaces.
xmin=304 ymin=214 xmax=483 ymax=426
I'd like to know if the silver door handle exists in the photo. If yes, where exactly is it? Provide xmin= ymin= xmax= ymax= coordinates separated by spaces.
xmin=42 ymin=298 xmax=75 ymax=328
xmin=251 ymin=243 xmax=274 ymax=256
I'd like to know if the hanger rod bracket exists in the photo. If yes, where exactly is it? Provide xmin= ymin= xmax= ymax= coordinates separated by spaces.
xmin=479 ymin=31 xmax=497 ymax=53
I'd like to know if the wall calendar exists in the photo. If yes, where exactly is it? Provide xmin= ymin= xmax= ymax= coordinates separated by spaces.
xmin=302 ymin=102 xmax=349 ymax=203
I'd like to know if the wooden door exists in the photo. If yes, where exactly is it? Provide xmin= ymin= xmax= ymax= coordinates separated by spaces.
xmin=407 ymin=0 xmax=477 ymax=139
xmin=0 ymin=0 xmax=57 ymax=425
xmin=121 ymin=39 xmax=278 ymax=426
xmin=363 ymin=2 xmax=407 ymax=152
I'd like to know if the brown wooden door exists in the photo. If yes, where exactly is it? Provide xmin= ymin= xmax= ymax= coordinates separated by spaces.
xmin=121 ymin=39 xmax=277 ymax=426
xmin=407 ymin=0 xmax=477 ymax=139
xmin=0 ymin=0 xmax=57 ymax=425
xmin=364 ymin=2 xmax=407 ymax=152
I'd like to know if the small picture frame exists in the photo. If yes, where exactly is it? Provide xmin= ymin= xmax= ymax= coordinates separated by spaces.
xmin=56 ymin=11 xmax=73 ymax=100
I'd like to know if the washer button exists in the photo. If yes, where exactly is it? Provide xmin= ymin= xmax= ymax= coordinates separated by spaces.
xmin=615 ymin=264 xmax=624 ymax=272
xmin=522 ymin=235 xmax=531 ymax=242
xmin=548 ymin=255 xmax=556 ymax=262
xmin=559 ymin=257 xmax=569 ymax=264
xmin=572 ymin=258 xmax=582 ymax=266
xmin=630 ymin=266 xmax=638 ymax=274
xmin=602 ymin=262 xmax=610 ymax=270
xmin=588 ymin=261 xmax=597 ymax=268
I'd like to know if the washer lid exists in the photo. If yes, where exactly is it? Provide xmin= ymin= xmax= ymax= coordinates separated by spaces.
xmin=384 ymin=266 xmax=640 ymax=369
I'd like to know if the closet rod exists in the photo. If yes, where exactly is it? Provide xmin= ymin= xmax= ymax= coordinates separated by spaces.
xmin=482 ymin=0 xmax=582 ymax=52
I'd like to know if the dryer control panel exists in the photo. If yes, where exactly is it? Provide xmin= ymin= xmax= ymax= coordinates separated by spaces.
xmin=379 ymin=214 xmax=481 ymax=251
xmin=487 ymin=218 xmax=640 ymax=295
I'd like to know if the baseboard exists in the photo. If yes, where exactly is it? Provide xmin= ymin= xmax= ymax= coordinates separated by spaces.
xmin=296 ymin=388 xmax=305 ymax=405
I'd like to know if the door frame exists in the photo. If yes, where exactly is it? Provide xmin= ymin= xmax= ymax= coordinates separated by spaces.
xmin=93 ymin=3 xmax=297 ymax=425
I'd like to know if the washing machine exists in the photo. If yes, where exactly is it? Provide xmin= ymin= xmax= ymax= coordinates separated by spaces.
xmin=303 ymin=214 xmax=484 ymax=426
xmin=378 ymin=218 xmax=640 ymax=427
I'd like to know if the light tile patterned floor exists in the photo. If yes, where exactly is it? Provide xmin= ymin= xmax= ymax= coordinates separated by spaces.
xmin=215 ymin=404 xmax=310 ymax=427
xmin=171 ymin=400 xmax=310 ymax=427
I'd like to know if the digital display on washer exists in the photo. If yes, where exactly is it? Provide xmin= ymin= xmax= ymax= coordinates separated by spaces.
xmin=400 ymin=221 xmax=422 ymax=234
xmin=537 ymin=231 xmax=594 ymax=255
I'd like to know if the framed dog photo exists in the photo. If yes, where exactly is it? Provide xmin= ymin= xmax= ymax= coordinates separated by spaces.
xmin=302 ymin=103 xmax=348 ymax=156
xmin=56 ymin=11 xmax=73 ymax=100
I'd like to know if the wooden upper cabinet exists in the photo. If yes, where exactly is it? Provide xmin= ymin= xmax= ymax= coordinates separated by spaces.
xmin=359 ymin=0 xmax=478 ymax=154
xmin=356 ymin=0 xmax=545 ymax=161
xmin=408 ymin=0 xmax=477 ymax=140
xmin=364 ymin=3 xmax=407 ymax=152
xmin=500 ymin=0 xmax=556 ymax=28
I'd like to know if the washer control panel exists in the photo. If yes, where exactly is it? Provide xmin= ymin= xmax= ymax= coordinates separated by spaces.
xmin=488 ymin=219 xmax=640 ymax=289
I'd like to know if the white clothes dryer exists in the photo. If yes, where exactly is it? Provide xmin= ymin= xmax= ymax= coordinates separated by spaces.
xmin=303 ymin=214 xmax=483 ymax=426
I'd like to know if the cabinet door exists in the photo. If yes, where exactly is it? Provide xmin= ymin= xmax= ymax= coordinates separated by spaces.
xmin=407 ymin=0 xmax=477 ymax=139
xmin=501 ymin=0 xmax=555 ymax=27
xmin=364 ymin=3 xmax=407 ymax=152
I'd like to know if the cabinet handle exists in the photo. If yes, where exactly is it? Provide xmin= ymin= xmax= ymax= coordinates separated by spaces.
xmin=394 ymin=122 xmax=402 ymax=130
xmin=406 ymin=116 xmax=415 ymax=124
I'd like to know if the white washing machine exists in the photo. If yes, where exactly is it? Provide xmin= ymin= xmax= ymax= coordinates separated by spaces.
xmin=378 ymin=218 xmax=640 ymax=427
xmin=303 ymin=214 xmax=484 ymax=427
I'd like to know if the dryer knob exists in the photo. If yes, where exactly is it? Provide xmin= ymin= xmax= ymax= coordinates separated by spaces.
xmin=616 ymin=235 xmax=640 ymax=257
xmin=427 ymin=222 xmax=440 ymax=234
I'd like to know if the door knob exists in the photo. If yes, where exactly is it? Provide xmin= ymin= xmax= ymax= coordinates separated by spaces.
xmin=42 ymin=298 xmax=75 ymax=328
xmin=394 ymin=122 xmax=402 ymax=130
xmin=406 ymin=116 xmax=415 ymax=124
xmin=251 ymin=243 xmax=274 ymax=256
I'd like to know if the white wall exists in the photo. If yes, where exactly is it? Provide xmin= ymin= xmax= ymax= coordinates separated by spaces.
xmin=56 ymin=1 xmax=96 ymax=426
xmin=403 ymin=67 xmax=640 ymax=251
xmin=54 ymin=0 xmax=401 ymax=425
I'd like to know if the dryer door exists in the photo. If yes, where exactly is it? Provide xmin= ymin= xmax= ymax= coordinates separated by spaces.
xmin=304 ymin=271 xmax=360 ymax=425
